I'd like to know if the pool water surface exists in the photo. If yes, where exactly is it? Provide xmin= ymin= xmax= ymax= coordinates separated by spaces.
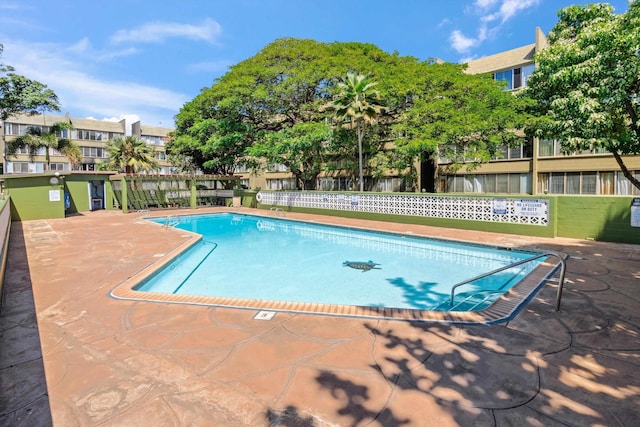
xmin=134 ymin=213 xmax=545 ymax=313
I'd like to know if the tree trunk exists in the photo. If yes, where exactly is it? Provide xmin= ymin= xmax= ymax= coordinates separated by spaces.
xmin=357 ymin=123 xmax=364 ymax=192
xmin=612 ymin=151 xmax=640 ymax=191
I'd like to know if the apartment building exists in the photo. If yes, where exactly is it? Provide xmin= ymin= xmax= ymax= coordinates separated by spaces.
xmin=447 ymin=27 xmax=640 ymax=196
xmin=0 ymin=112 xmax=175 ymax=175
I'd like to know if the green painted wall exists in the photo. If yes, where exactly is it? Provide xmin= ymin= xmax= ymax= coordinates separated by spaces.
xmin=0 ymin=198 xmax=11 ymax=300
xmin=4 ymin=173 xmax=116 ymax=220
xmin=556 ymin=196 xmax=639 ymax=244
xmin=4 ymin=175 xmax=65 ymax=220
xmin=63 ymin=174 xmax=112 ymax=214
xmin=256 ymin=193 xmax=640 ymax=243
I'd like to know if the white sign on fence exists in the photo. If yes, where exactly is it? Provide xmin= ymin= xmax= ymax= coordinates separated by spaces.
xmin=631 ymin=198 xmax=640 ymax=227
xmin=493 ymin=199 xmax=507 ymax=215
xmin=514 ymin=199 xmax=548 ymax=219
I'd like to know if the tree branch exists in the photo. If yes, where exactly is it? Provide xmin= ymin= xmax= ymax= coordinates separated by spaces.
xmin=612 ymin=150 xmax=640 ymax=191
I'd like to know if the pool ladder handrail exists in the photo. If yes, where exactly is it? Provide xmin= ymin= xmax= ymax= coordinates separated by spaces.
xmin=449 ymin=251 xmax=567 ymax=311
xmin=164 ymin=215 xmax=180 ymax=229
xmin=270 ymin=207 xmax=285 ymax=217
xmin=136 ymin=209 xmax=150 ymax=221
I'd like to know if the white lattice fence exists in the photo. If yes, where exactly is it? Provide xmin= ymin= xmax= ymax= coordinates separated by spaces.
xmin=256 ymin=192 xmax=549 ymax=226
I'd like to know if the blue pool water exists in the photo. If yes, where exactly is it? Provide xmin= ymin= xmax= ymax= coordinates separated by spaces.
xmin=137 ymin=213 xmax=543 ymax=311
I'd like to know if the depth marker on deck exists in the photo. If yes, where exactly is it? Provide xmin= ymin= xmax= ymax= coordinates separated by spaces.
xmin=254 ymin=311 xmax=276 ymax=320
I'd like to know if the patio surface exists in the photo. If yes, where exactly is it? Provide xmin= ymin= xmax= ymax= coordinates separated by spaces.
xmin=1 ymin=207 xmax=639 ymax=426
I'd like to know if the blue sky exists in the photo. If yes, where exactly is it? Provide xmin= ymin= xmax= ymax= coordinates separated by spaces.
xmin=0 ymin=0 xmax=631 ymax=129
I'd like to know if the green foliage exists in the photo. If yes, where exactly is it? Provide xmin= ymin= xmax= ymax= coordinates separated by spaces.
xmin=332 ymin=72 xmax=387 ymax=191
xmin=104 ymin=136 xmax=159 ymax=174
xmin=6 ymin=121 xmax=81 ymax=168
xmin=175 ymin=37 xmax=528 ymax=190
xmin=0 ymin=44 xmax=60 ymax=121
xmin=393 ymin=62 xmax=530 ymax=173
xmin=248 ymin=121 xmax=332 ymax=189
xmin=167 ymin=118 xmax=250 ymax=175
xmin=525 ymin=1 xmax=640 ymax=189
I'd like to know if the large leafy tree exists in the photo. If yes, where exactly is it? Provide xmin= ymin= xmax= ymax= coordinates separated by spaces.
xmin=248 ymin=121 xmax=332 ymax=189
xmin=525 ymin=2 xmax=640 ymax=190
xmin=393 ymin=61 xmax=530 ymax=180
xmin=172 ymin=39 xmax=402 ymax=185
xmin=332 ymin=72 xmax=387 ymax=191
xmin=104 ymin=136 xmax=158 ymax=174
xmin=0 ymin=44 xmax=60 ymax=121
xmin=167 ymin=117 xmax=249 ymax=175
xmin=175 ymin=38 xmax=529 ymax=191
xmin=5 ymin=121 xmax=81 ymax=169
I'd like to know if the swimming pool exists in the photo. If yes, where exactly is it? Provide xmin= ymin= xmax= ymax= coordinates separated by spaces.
xmin=112 ymin=212 xmax=557 ymax=322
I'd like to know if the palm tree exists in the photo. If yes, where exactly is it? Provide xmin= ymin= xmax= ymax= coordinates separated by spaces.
xmin=5 ymin=121 xmax=81 ymax=170
xmin=332 ymin=72 xmax=386 ymax=192
xmin=104 ymin=136 xmax=159 ymax=174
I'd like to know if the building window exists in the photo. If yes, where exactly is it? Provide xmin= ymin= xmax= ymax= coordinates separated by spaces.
xmin=74 ymin=129 xmax=106 ymax=141
xmin=81 ymin=147 xmax=105 ymax=158
xmin=267 ymin=164 xmax=288 ymax=173
xmin=566 ymin=172 xmax=581 ymax=194
xmin=494 ymin=70 xmax=514 ymax=90
xmin=581 ymin=173 xmax=597 ymax=194
xmin=266 ymin=178 xmax=296 ymax=190
xmin=12 ymin=162 xmax=31 ymax=173
xmin=142 ymin=135 xmax=165 ymax=146
xmin=539 ymin=139 xmax=562 ymax=157
xmin=493 ymin=64 xmax=536 ymax=90
xmin=538 ymin=171 xmax=639 ymax=195
xmin=373 ymin=177 xmax=408 ymax=192
xmin=442 ymin=173 xmax=529 ymax=194
xmin=317 ymin=177 xmax=352 ymax=191
xmin=45 ymin=163 xmax=66 ymax=171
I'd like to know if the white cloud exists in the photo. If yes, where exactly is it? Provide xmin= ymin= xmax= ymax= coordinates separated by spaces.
xmin=450 ymin=0 xmax=540 ymax=52
xmin=500 ymin=0 xmax=540 ymax=22
xmin=480 ymin=0 xmax=540 ymax=23
xmin=450 ymin=25 xmax=491 ymax=53
xmin=474 ymin=0 xmax=500 ymax=9
xmin=2 ymin=39 xmax=186 ymax=126
xmin=110 ymin=18 xmax=222 ymax=45
xmin=450 ymin=30 xmax=478 ymax=53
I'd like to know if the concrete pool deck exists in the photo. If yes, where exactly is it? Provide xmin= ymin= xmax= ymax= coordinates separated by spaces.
xmin=1 ymin=208 xmax=639 ymax=426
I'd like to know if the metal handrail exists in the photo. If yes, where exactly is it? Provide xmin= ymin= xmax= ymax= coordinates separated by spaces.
xmin=449 ymin=251 xmax=567 ymax=311
xmin=164 ymin=215 xmax=179 ymax=229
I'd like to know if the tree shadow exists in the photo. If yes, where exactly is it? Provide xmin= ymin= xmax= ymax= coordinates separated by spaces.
xmin=265 ymin=405 xmax=316 ymax=427
xmin=265 ymin=238 xmax=640 ymax=426
xmin=386 ymin=278 xmax=442 ymax=310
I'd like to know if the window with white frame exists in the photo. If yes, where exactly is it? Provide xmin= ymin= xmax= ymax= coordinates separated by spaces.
xmin=267 ymin=163 xmax=288 ymax=173
xmin=12 ymin=162 xmax=31 ymax=173
xmin=81 ymin=147 xmax=105 ymax=158
xmin=538 ymin=171 xmax=639 ymax=195
xmin=266 ymin=178 xmax=297 ymax=190
xmin=142 ymin=135 xmax=165 ymax=146
xmin=45 ymin=163 xmax=66 ymax=171
xmin=73 ymin=129 xmax=106 ymax=141
xmin=493 ymin=63 xmax=536 ymax=90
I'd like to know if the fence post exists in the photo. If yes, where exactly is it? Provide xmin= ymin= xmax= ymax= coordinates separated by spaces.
xmin=121 ymin=176 xmax=128 ymax=214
